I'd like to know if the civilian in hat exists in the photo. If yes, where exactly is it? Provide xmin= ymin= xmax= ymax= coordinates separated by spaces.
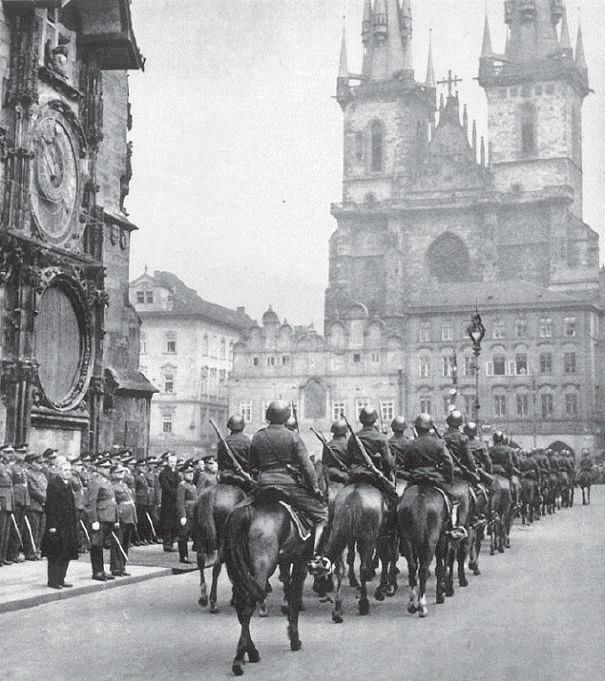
xmin=110 ymin=464 xmax=136 ymax=576
xmin=8 ymin=445 xmax=30 ymax=563
xmin=25 ymin=453 xmax=47 ymax=560
xmin=176 ymin=463 xmax=198 ymax=564
xmin=41 ymin=457 xmax=79 ymax=589
xmin=86 ymin=457 xmax=119 ymax=581
xmin=159 ymin=453 xmax=179 ymax=552
xmin=0 ymin=445 xmax=14 ymax=566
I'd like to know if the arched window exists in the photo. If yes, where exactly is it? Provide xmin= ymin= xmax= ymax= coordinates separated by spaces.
xmin=426 ymin=232 xmax=470 ymax=282
xmin=202 ymin=334 xmax=209 ymax=356
xmin=370 ymin=120 xmax=384 ymax=172
xmin=521 ymin=103 xmax=536 ymax=155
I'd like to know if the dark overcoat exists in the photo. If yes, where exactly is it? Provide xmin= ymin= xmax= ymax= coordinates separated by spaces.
xmin=41 ymin=476 xmax=79 ymax=561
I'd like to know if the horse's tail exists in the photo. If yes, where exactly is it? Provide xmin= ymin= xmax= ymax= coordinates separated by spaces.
xmin=224 ymin=504 xmax=265 ymax=607
xmin=325 ymin=491 xmax=363 ymax=560
xmin=192 ymin=487 xmax=217 ymax=558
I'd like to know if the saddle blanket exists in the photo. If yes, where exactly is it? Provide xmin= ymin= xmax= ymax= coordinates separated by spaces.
xmin=278 ymin=500 xmax=313 ymax=542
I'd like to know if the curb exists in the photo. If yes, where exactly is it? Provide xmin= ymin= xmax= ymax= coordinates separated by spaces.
xmin=0 ymin=566 xmax=174 ymax=615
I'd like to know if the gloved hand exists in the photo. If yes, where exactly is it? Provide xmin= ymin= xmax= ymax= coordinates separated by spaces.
xmin=180 ymin=517 xmax=187 ymax=526
xmin=91 ymin=521 xmax=100 ymax=531
xmin=48 ymin=527 xmax=56 ymax=534
xmin=114 ymin=522 xmax=120 ymax=529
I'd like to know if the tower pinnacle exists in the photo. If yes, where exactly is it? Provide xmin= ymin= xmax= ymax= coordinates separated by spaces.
xmin=559 ymin=6 xmax=572 ymax=52
xmin=425 ymin=29 xmax=435 ymax=88
xmin=575 ymin=22 xmax=587 ymax=71
xmin=338 ymin=18 xmax=348 ymax=78
xmin=481 ymin=13 xmax=493 ymax=59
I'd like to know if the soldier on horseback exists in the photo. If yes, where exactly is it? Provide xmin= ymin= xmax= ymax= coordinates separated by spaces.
xmin=400 ymin=414 xmax=468 ymax=540
xmin=248 ymin=400 xmax=331 ymax=574
xmin=389 ymin=417 xmax=411 ymax=472
xmin=464 ymin=422 xmax=492 ymax=475
xmin=321 ymin=419 xmax=351 ymax=484
xmin=217 ymin=415 xmax=253 ymax=492
xmin=488 ymin=432 xmax=520 ymax=510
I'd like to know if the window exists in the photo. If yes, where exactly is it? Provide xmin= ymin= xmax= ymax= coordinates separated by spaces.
xmin=218 ymin=369 xmax=226 ymax=397
xmin=515 ymin=319 xmax=527 ymax=337
xmin=493 ymin=353 xmax=506 ymax=376
xmin=516 ymin=394 xmax=529 ymax=417
xmin=371 ymin=352 xmax=380 ymax=363
xmin=164 ymin=374 xmax=174 ymax=394
xmin=165 ymin=336 xmax=176 ymax=353
xmin=200 ymin=366 xmax=208 ymax=394
xmin=355 ymin=132 xmax=364 ymax=161
xmin=419 ymin=355 xmax=430 ymax=379
xmin=494 ymin=395 xmax=506 ymax=417
xmin=267 ymin=356 xmax=276 ymax=367
xmin=380 ymin=400 xmax=395 ymax=423
xmin=370 ymin=120 xmax=383 ymax=172
xmin=442 ymin=355 xmax=456 ymax=378
xmin=541 ymin=394 xmax=554 ymax=419
xmin=420 ymin=396 xmax=432 ymax=415
xmin=521 ymin=104 xmax=536 ymax=154
xmin=515 ymin=353 xmax=528 ymax=375
xmin=203 ymin=335 xmax=209 ymax=356
xmin=145 ymin=291 xmax=153 ymax=304
xmin=441 ymin=321 xmax=453 ymax=341
xmin=492 ymin=320 xmax=505 ymax=339
xmin=331 ymin=400 xmax=346 ymax=421
xmin=239 ymin=402 xmax=252 ymax=422
xmin=540 ymin=352 xmax=552 ymax=374
xmin=463 ymin=355 xmax=476 ymax=377
xmin=282 ymin=355 xmax=290 ymax=366
xmin=136 ymin=291 xmax=144 ymax=304
xmin=162 ymin=414 xmax=173 ymax=434
xmin=565 ymin=393 xmax=578 ymax=416
xmin=539 ymin=318 xmax=553 ymax=338
xmin=220 ymin=338 xmax=226 ymax=360
xmin=564 ymin=317 xmax=576 ymax=337
xmin=139 ymin=335 xmax=147 ymax=354
xmin=353 ymin=353 xmax=361 ymax=364
xmin=250 ymin=356 xmax=259 ymax=367
xmin=564 ymin=352 xmax=577 ymax=374
xmin=229 ymin=341 xmax=234 ymax=362
xmin=419 ymin=322 xmax=431 ymax=342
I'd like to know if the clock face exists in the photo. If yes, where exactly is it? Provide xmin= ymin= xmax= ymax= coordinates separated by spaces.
xmin=30 ymin=109 xmax=80 ymax=245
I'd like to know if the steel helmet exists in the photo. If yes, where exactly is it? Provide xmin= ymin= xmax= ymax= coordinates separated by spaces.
xmin=446 ymin=410 xmax=463 ymax=428
xmin=226 ymin=415 xmax=245 ymax=432
xmin=359 ymin=406 xmax=379 ymax=426
xmin=463 ymin=421 xmax=478 ymax=438
xmin=265 ymin=400 xmax=290 ymax=425
xmin=330 ymin=420 xmax=347 ymax=436
xmin=414 ymin=413 xmax=433 ymax=433
xmin=493 ymin=430 xmax=505 ymax=444
xmin=391 ymin=416 xmax=407 ymax=433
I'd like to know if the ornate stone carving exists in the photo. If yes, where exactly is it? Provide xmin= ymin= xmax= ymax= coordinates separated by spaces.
xmin=120 ymin=141 xmax=133 ymax=215
xmin=6 ymin=11 xmax=39 ymax=106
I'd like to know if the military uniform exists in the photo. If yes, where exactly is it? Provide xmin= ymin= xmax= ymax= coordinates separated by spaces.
xmin=389 ymin=432 xmax=411 ymax=473
xmin=580 ymin=454 xmax=593 ymax=472
xmin=86 ymin=468 xmax=119 ymax=580
xmin=176 ymin=475 xmax=198 ymax=562
xmin=401 ymin=433 xmax=454 ymax=487
xmin=0 ymin=457 xmax=14 ymax=565
xmin=70 ymin=467 xmax=88 ymax=552
xmin=26 ymin=464 xmax=47 ymax=559
xmin=8 ymin=459 xmax=30 ymax=561
xmin=444 ymin=429 xmax=478 ymax=480
xmin=249 ymin=424 xmax=327 ymax=523
xmin=468 ymin=438 xmax=492 ymax=474
xmin=135 ymin=467 xmax=152 ymax=543
xmin=322 ymin=433 xmax=351 ymax=484
xmin=346 ymin=425 xmax=394 ymax=477
xmin=112 ymin=477 xmax=136 ymax=575
xmin=488 ymin=443 xmax=515 ymax=478
xmin=217 ymin=431 xmax=252 ymax=490
xmin=519 ymin=452 xmax=540 ymax=481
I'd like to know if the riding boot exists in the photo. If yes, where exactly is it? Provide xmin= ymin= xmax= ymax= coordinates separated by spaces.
xmin=178 ymin=540 xmax=191 ymax=564
xmin=307 ymin=522 xmax=331 ymax=575
xmin=90 ymin=546 xmax=104 ymax=577
xmin=447 ymin=501 xmax=468 ymax=540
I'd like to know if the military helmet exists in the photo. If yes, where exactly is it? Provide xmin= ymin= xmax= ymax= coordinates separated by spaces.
xmin=446 ymin=410 xmax=463 ymax=428
xmin=502 ymin=433 xmax=510 ymax=446
xmin=493 ymin=430 xmax=505 ymax=444
xmin=330 ymin=419 xmax=347 ymax=436
xmin=227 ymin=415 xmax=246 ymax=432
xmin=414 ymin=413 xmax=433 ymax=433
xmin=359 ymin=406 xmax=378 ymax=426
xmin=463 ymin=421 xmax=478 ymax=438
xmin=265 ymin=400 xmax=291 ymax=425
xmin=391 ymin=416 xmax=407 ymax=433
xmin=285 ymin=416 xmax=298 ymax=431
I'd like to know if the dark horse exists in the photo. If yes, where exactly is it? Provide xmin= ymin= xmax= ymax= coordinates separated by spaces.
xmin=398 ymin=482 xmax=448 ymax=617
xmin=445 ymin=479 xmax=473 ymax=597
xmin=468 ymin=484 xmax=489 ymax=576
xmin=193 ymin=483 xmax=246 ymax=613
xmin=578 ymin=469 xmax=593 ymax=505
xmin=489 ymin=475 xmax=512 ymax=555
xmin=520 ymin=475 xmax=540 ymax=525
xmin=224 ymin=492 xmax=310 ymax=676
xmin=320 ymin=482 xmax=394 ymax=623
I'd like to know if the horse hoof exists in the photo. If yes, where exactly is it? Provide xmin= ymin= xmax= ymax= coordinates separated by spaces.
xmin=258 ymin=604 xmax=269 ymax=618
xmin=459 ymin=578 xmax=468 ymax=588
xmin=418 ymin=607 xmax=428 ymax=618
xmin=359 ymin=599 xmax=370 ymax=616
xmin=232 ymin=661 xmax=244 ymax=676
xmin=498 ymin=547 xmax=504 ymax=554
xmin=247 ymin=649 xmax=260 ymax=664
xmin=436 ymin=595 xmax=445 ymax=605
xmin=489 ymin=549 xmax=495 ymax=556
xmin=281 ymin=604 xmax=289 ymax=616
xmin=386 ymin=584 xmax=396 ymax=597
xmin=210 ymin=603 xmax=219 ymax=614
xmin=332 ymin=612 xmax=343 ymax=624
xmin=198 ymin=596 xmax=208 ymax=608
xmin=290 ymin=639 xmax=302 ymax=652
xmin=374 ymin=588 xmax=385 ymax=602
xmin=349 ymin=580 xmax=360 ymax=589
xmin=473 ymin=567 xmax=480 ymax=576
xmin=407 ymin=604 xmax=418 ymax=614
xmin=445 ymin=589 xmax=454 ymax=598
xmin=504 ymin=540 xmax=510 ymax=549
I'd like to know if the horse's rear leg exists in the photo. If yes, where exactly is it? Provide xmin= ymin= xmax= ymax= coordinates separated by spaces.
xmin=405 ymin=553 xmax=419 ymax=614
xmin=347 ymin=542 xmax=359 ymax=588
xmin=209 ymin=560 xmax=222 ymax=613
xmin=331 ymin=556 xmax=345 ymax=624
xmin=457 ymin=538 xmax=469 ymax=587
xmin=197 ymin=553 xmax=208 ymax=607
xmin=232 ymin=603 xmax=257 ymax=676
xmin=358 ymin=544 xmax=373 ymax=616
xmin=435 ymin=534 xmax=446 ymax=605
xmin=286 ymin=560 xmax=305 ymax=651
xmin=445 ymin=541 xmax=455 ymax=597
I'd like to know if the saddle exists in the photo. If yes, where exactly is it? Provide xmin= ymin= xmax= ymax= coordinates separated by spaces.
xmin=252 ymin=487 xmax=313 ymax=542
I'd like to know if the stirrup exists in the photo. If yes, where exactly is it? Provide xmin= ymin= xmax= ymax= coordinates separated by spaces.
xmin=447 ymin=526 xmax=468 ymax=540
xmin=307 ymin=555 xmax=332 ymax=576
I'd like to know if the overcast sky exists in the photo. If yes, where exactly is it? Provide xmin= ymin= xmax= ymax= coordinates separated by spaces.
xmin=128 ymin=0 xmax=605 ymax=330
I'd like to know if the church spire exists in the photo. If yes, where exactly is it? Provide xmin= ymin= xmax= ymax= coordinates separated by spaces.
xmin=575 ymin=22 xmax=587 ymax=71
xmin=386 ymin=0 xmax=407 ymax=77
xmin=425 ymin=29 xmax=435 ymax=88
xmin=399 ymin=0 xmax=414 ymax=77
xmin=481 ymin=13 xmax=493 ymax=59
xmin=559 ymin=5 xmax=572 ymax=52
xmin=338 ymin=18 xmax=348 ymax=78
xmin=361 ymin=0 xmax=373 ymax=78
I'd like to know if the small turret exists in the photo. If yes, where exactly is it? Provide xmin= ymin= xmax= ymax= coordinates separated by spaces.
xmin=575 ymin=23 xmax=587 ymax=72
xmin=559 ymin=5 xmax=572 ymax=55
xmin=472 ymin=120 xmax=477 ymax=159
xmin=481 ymin=14 xmax=493 ymax=59
xmin=361 ymin=0 xmax=373 ymax=78
xmin=337 ymin=19 xmax=351 ymax=109
xmin=425 ymin=29 xmax=435 ymax=88
xmin=373 ymin=0 xmax=388 ymax=44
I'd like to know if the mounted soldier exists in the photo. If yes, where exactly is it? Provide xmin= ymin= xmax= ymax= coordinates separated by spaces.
xmin=389 ymin=416 xmax=411 ymax=473
xmin=464 ymin=422 xmax=492 ymax=476
xmin=320 ymin=419 xmax=351 ymax=485
xmin=399 ymin=414 xmax=468 ymax=540
xmin=248 ymin=400 xmax=330 ymax=574
xmin=216 ymin=415 xmax=252 ymax=492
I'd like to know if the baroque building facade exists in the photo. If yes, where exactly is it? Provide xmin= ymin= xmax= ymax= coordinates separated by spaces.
xmin=130 ymin=270 xmax=251 ymax=458
xmin=230 ymin=0 xmax=604 ymax=455
xmin=0 ymin=1 xmax=155 ymax=457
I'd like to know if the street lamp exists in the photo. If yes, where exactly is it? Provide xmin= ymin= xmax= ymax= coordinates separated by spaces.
xmin=466 ymin=310 xmax=486 ymax=424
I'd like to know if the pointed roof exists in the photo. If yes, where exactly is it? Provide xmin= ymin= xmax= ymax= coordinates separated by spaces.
xmin=338 ymin=19 xmax=348 ymax=78
xmin=399 ymin=0 xmax=414 ymax=75
xmin=559 ymin=6 xmax=572 ymax=50
xmin=386 ymin=0 xmax=406 ymax=77
xmin=481 ymin=14 xmax=493 ymax=58
xmin=575 ymin=23 xmax=587 ymax=70
xmin=425 ymin=29 xmax=435 ymax=87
